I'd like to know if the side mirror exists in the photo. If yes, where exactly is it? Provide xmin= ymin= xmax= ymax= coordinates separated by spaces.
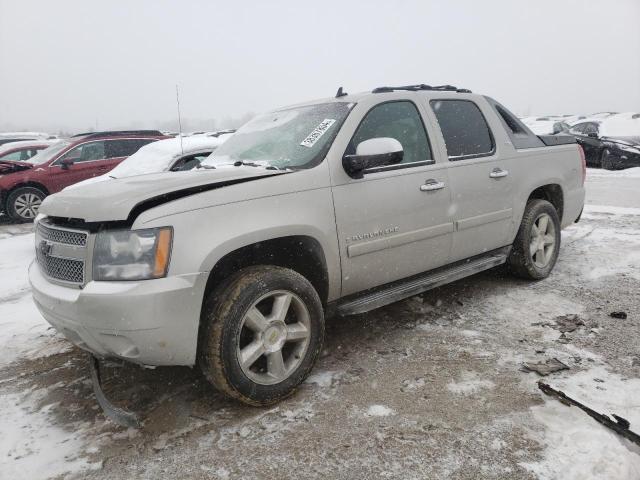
xmin=587 ymin=132 xmax=598 ymax=138
xmin=60 ymin=158 xmax=76 ymax=169
xmin=342 ymin=138 xmax=403 ymax=179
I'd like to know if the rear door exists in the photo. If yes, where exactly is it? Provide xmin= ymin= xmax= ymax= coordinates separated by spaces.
xmin=104 ymin=138 xmax=157 ymax=171
xmin=331 ymin=99 xmax=453 ymax=296
xmin=429 ymin=98 xmax=514 ymax=262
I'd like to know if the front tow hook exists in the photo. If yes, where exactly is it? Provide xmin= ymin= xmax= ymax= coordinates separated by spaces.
xmin=89 ymin=355 xmax=140 ymax=428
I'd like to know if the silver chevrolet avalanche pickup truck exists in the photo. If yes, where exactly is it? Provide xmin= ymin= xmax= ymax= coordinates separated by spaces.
xmin=30 ymin=84 xmax=585 ymax=414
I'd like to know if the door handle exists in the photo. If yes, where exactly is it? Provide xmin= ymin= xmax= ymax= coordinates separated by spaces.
xmin=489 ymin=168 xmax=509 ymax=178
xmin=420 ymin=179 xmax=445 ymax=192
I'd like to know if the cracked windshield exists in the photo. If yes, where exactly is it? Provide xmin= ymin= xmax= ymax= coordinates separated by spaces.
xmin=1 ymin=1 xmax=639 ymax=479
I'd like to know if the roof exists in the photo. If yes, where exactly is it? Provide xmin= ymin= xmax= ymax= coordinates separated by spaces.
xmin=279 ymin=84 xmax=479 ymax=111
xmin=70 ymin=130 xmax=165 ymax=139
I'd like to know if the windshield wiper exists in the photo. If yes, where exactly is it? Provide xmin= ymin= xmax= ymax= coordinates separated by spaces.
xmin=233 ymin=160 xmax=263 ymax=167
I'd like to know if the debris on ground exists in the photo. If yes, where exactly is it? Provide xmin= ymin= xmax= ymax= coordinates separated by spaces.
xmin=610 ymin=311 xmax=628 ymax=319
xmin=522 ymin=358 xmax=570 ymax=376
xmin=553 ymin=314 xmax=585 ymax=332
xmin=532 ymin=314 xmax=585 ymax=333
xmin=538 ymin=381 xmax=640 ymax=447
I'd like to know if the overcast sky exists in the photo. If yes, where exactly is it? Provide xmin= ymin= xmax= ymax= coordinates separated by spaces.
xmin=1 ymin=0 xmax=639 ymax=133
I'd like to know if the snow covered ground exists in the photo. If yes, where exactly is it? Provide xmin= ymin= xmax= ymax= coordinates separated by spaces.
xmin=0 ymin=168 xmax=639 ymax=479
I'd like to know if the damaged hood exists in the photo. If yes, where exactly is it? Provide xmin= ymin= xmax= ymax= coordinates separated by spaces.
xmin=0 ymin=159 xmax=33 ymax=173
xmin=40 ymin=167 xmax=289 ymax=222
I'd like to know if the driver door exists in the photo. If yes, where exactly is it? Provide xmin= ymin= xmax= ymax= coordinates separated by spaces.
xmin=331 ymin=100 xmax=453 ymax=296
xmin=48 ymin=141 xmax=110 ymax=192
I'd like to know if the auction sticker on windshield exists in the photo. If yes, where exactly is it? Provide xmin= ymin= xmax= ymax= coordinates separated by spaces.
xmin=300 ymin=119 xmax=336 ymax=148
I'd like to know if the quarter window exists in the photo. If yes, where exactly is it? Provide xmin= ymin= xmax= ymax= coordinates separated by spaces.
xmin=569 ymin=123 xmax=586 ymax=135
xmin=430 ymin=99 xmax=494 ymax=160
xmin=347 ymin=101 xmax=432 ymax=165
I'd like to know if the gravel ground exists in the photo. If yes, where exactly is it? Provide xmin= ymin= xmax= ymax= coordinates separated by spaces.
xmin=1 ymin=170 xmax=639 ymax=480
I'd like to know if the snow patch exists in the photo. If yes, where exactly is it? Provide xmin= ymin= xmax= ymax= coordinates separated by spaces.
xmin=447 ymin=372 xmax=495 ymax=396
xmin=0 ymin=390 xmax=102 ymax=480
xmin=523 ymin=366 xmax=640 ymax=480
xmin=365 ymin=405 xmax=395 ymax=417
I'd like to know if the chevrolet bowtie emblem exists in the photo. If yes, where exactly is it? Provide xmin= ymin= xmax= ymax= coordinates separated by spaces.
xmin=39 ymin=240 xmax=53 ymax=256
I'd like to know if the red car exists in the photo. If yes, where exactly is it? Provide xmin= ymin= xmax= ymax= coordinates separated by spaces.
xmin=0 ymin=139 xmax=58 ymax=162
xmin=0 ymin=130 xmax=166 ymax=222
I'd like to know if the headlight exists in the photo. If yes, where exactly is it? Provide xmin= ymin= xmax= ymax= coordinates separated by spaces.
xmin=93 ymin=227 xmax=173 ymax=281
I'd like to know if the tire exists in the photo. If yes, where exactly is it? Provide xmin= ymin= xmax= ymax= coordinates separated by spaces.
xmin=507 ymin=199 xmax=561 ymax=280
xmin=600 ymin=149 xmax=611 ymax=169
xmin=199 ymin=265 xmax=324 ymax=406
xmin=6 ymin=187 xmax=46 ymax=223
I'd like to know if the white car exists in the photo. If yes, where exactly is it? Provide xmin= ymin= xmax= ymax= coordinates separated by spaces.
xmin=521 ymin=117 xmax=570 ymax=135
xmin=67 ymin=132 xmax=233 ymax=189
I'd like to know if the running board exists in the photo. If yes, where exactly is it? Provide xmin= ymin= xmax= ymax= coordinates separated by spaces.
xmin=337 ymin=246 xmax=510 ymax=316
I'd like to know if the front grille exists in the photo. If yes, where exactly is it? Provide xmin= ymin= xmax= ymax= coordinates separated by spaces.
xmin=36 ymin=250 xmax=84 ymax=283
xmin=35 ymin=221 xmax=88 ymax=285
xmin=37 ymin=222 xmax=87 ymax=246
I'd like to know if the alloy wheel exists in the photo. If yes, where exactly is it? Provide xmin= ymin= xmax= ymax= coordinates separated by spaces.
xmin=236 ymin=290 xmax=311 ymax=385
xmin=529 ymin=213 xmax=556 ymax=268
xmin=14 ymin=193 xmax=42 ymax=219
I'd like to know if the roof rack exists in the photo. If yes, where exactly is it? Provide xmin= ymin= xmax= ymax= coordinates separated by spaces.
xmin=71 ymin=130 xmax=164 ymax=139
xmin=372 ymin=84 xmax=472 ymax=94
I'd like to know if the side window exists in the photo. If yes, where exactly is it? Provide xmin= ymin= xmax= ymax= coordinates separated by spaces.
xmin=58 ymin=141 xmax=106 ymax=163
xmin=569 ymin=123 xmax=586 ymax=135
xmin=1 ymin=150 xmax=24 ymax=161
xmin=430 ymin=100 xmax=494 ymax=160
xmin=106 ymin=139 xmax=155 ymax=158
xmin=583 ymin=123 xmax=599 ymax=136
xmin=347 ymin=101 xmax=432 ymax=165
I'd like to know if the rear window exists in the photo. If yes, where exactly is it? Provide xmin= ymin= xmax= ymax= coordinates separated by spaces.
xmin=495 ymin=105 xmax=527 ymax=135
xmin=106 ymin=138 xmax=156 ymax=158
xmin=430 ymin=99 xmax=494 ymax=159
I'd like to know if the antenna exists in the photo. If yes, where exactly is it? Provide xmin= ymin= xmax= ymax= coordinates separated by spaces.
xmin=175 ymin=84 xmax=184 ymax=154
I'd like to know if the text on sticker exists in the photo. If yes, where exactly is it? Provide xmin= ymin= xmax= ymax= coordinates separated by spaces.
xmin=300 ymin=119 xmax=336 ymax=148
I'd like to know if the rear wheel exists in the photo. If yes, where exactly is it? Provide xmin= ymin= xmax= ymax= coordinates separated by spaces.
xmin=199 ymin=266 xmax=324 ymax=406
xmin=6 ymin=187 xmax=46 ymax=222
xmin=508 ymin=199 xmax=561 ymax=280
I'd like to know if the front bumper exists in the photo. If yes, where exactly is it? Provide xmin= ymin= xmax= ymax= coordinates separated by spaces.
xmin=29 ymin=261 xmax=208 ymax=366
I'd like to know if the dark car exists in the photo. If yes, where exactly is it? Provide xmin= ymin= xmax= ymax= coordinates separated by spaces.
xmin=601 ymin=136 xmax=640 ymax=170
xmin=0 ymin=130 xmax=166 ymax=222
xmin=567 ymin=120 xmax=605 ymax=166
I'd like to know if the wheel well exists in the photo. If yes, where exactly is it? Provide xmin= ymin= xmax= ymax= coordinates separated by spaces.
xmin=528 ymin=184 xmax=563 ymax=222
xmin=204 ymin=236 xmax=330 ymax=306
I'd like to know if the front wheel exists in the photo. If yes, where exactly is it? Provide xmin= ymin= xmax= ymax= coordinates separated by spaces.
xmin=6 ymin=187 xmax=46 ymax=222
xmin=199 ymin=266 xmax=324 ymax=406
xmin=507 ymin=199 xmax=561 ymax=280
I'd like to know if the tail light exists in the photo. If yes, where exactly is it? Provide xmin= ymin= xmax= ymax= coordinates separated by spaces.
xmin=577 ymin=144 xmax=586 ymax=185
